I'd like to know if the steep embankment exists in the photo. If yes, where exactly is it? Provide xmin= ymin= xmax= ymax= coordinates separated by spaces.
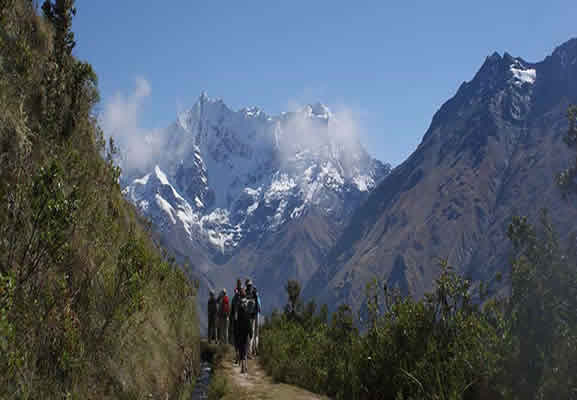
xmin=0 ymin=2 xmax=199 ymax=398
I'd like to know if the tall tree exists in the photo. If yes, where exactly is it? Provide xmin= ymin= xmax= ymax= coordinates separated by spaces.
xmin=557 ymin=105 xmax=577 ymax=195
xmin=41 ymin=0 xmax=76 ymax=59
xmin=285 ymin=279 xmax=301 ymax=315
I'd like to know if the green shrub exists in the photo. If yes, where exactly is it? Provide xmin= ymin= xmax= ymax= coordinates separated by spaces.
xmin=261 ymin=262 xmax=505 ymax=400
xmin=261 ymin=212 xmax=577 ymax=400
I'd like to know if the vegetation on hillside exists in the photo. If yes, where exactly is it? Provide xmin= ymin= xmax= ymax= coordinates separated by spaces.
xmin=261 ymin=266 xmax=505 ymax=399
xmin=558 ymin=105 xmax=577 ymax=195
xmin=0 ymin=1 xmax=199 ymax=398
xmin=260 ymin=110 xmax=577 ymax=400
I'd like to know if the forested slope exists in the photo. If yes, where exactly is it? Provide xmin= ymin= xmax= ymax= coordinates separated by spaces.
xmin=0 ymin=1 xmax=199 ymax=398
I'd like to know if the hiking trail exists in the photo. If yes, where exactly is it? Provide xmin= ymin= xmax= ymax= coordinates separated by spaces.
xmin=216 ymin=349 xmax=328 ymax=400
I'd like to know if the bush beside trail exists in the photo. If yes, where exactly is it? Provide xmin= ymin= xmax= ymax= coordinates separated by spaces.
xmin=260 ymin=213 xmax=577 ymax=400
xmin=261 ymin=264 xmax=505 ymax=400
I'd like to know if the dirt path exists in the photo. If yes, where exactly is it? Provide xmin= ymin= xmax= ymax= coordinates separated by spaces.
xmin=217 ymin=351 xmax=328 ymax=400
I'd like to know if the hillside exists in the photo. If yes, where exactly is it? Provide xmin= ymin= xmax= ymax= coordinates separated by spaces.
xmin=0 ymin=2 xmax=199 ymax=398
xmin=305 ymin=38 xmax=577 ymax=312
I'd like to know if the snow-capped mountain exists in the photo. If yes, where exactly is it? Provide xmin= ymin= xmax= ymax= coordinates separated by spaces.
xmin=123 ymin=94 xmax=389 ymax=257
xmin=119 ymin=39 xmax=577 ymax=334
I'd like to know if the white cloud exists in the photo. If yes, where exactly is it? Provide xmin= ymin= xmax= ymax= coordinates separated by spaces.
xmin=101 ymin=77 xmax=164 ymax=173
xmin=277 ymin=101 xmax=367 ymax=174
xmin=134 ymin=76 xmax=151 ymax=98
xmin=100 ymin=81 xmax=370 ymax=180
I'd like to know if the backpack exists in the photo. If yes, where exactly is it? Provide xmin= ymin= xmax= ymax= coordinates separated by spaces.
xmin=220 ymin=295 xmax=230 ymax=315
xmin=240 ymin=297 xmax=257 ymax=318
xmin=208 ymin=297 xmax=217 ymax=316
xmin=231 ymin=293 xmax=240 ymax=321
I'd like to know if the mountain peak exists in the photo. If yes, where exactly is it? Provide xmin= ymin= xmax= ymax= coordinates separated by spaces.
xmin=125 ymin=91 xmax=389 ymax=255
xmin=424 ymin=46 xmax=542 ymax=143
xmin=485 ymin=51 xmax=502 ymax=63
xmin=301 ymin=102 xmax=332 ymax=119
xmin=551 ymin=38 xmax=577 ymax=67
xmin=196 ymin=91 xmax=224 ymax=106
xmin=176 ymin=92 xmax=231 ymax=130
xmin=153 ymin=165 xmax=170 ymax=185
xmin=475 ymin=51 xmax=507 ymax=81
xmin=552 ymin=38 xmax=577 ymax=56
xmin=478 ymin=51 xmax=529 ymax=75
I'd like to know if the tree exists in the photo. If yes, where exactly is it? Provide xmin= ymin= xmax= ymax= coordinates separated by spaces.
xmin=41 ymin=0 xmax=76 ymax=59
xmin=40 ymin=0 xmax=98 ymax=140
xmin=505 ymin=210 xmax=577 ymax=399
xmin=557 ymin=105 xmax=577 ymax=195
xmin=330 ymin=304 xmax=356 ymax=343
xmin=285 ymin=279 xmax=301 ymax=318
xmin=316 ymin=303 xmax=329 ymax=325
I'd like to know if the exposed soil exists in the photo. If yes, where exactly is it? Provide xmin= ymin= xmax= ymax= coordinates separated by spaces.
xmin=218 ymin=351 xmax=327 ymax=400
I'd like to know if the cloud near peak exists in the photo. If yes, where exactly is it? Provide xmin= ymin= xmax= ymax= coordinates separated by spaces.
xmin=101 ymin=77 xmax=163 ymax=174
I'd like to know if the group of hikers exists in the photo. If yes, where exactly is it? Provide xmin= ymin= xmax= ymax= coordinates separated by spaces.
xmin=208 ymin=278 xmax=261 ymax=374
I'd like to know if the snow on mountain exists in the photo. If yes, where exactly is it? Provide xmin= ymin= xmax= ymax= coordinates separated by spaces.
xmin=122 ymin=94 xmax=390 ymax=255
xmin=509 ymin=59 xmax=536 ymax=86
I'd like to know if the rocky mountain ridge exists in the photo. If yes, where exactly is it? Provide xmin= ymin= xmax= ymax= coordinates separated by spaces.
xmin=120 ymin=96 xmax=389 ymax=326
xmin=123 ymin=95 xmax=389 ymax=256
xmin=121 ymin=39 xmax=577 ymax=327
xmin=304 ymin=38 xmax=577 ymax=313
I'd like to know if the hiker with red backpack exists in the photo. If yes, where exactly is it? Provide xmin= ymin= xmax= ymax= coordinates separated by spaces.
xmin=218 ymin=288 xmax=230 ymax=344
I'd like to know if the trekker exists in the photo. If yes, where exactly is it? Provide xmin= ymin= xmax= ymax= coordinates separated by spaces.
xmin=245 ymin=280 xmax=259 ymax=358
xmin=207 ymin=290 xmax=217 ymax=343
xmin=231 ymin=279 xmax=243 ymax=363
xmin=218 ymin=289 xmax=230 ymax=344
xmin=215 ymin=289 xmax=222 ymax=342
xmin=250 ymin=286 xmax=261 ymax=356
xmin=236 ymin=287 xmax=253 ymax=374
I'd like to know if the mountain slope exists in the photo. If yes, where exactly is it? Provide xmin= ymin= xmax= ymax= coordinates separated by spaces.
xmin=306 ymin=39 xmax=577 ymax=312
xmin=121 ymin=97 xmax=390 ymax=322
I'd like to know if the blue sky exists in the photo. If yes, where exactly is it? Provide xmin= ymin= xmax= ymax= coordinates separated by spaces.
xmin=74 ymin=0 xmax=576 ymax=166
